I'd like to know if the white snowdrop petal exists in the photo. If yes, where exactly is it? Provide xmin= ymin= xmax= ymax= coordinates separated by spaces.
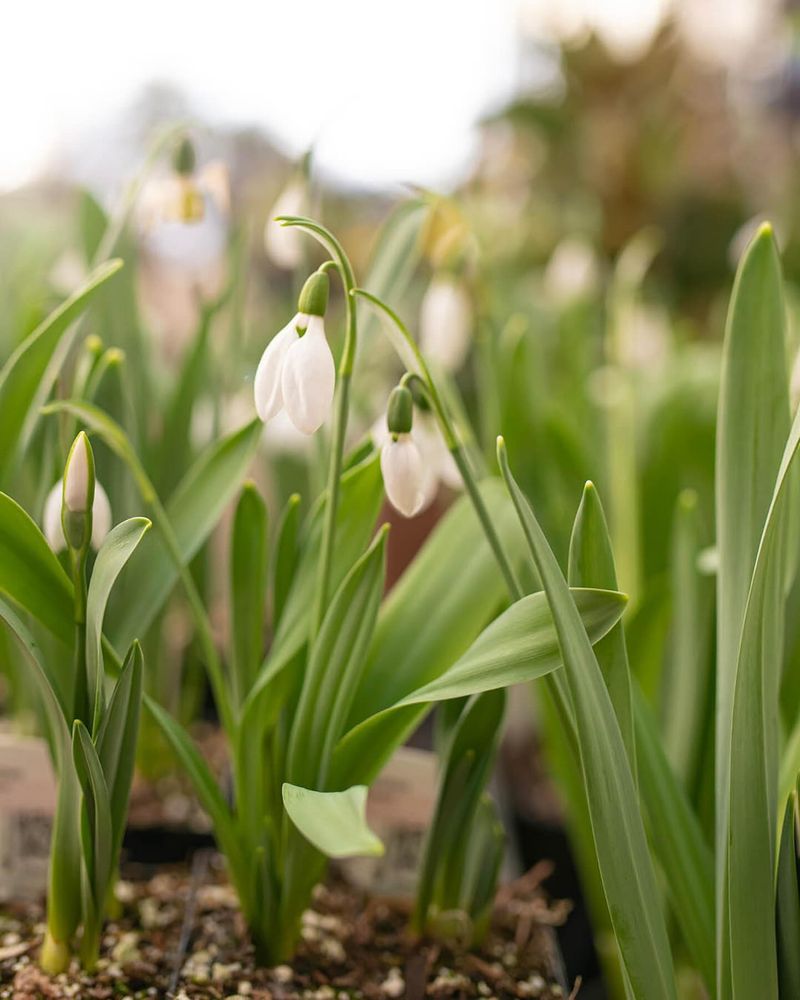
xmin=281 ymin=317 xmax=335 ymax=435
xmin=254 ymin=319 xmax=299 ymax=423
xmin=91 ymin=482 xmax=113 ymax=549
xmin=43 ymin=483 xmax=65 ymax=553
xmin=419 ymin=277 xmax=472 ymax=371
xmin=43 ymin=479 xmax=113 ymax=551
xmin=381 ymin=436 xmax=426 ymax=518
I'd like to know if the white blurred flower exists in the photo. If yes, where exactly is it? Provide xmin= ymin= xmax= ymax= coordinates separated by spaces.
xmin=419 ymin=276 xmax=472 ymax=371
xmin=543 ymin=237 xmax=599 ymax=306
xmin=264 ymin=179 xmax=308 ymax=270
xmin=43 ymin=480 xmax=112 ymax=553
xmin=137 ymin=161 xmax=230 ymax=353
xmin=254 ymin=314 xmax=334 ymax=435
xmin=616 ymin=303 xmax=671 ymax=371
xmin=380 ymin=434 xmax=427 ymax=518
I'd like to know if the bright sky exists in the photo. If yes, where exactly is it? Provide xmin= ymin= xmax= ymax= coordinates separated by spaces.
xmin=1 ymin=0 xmax=524 ymax=192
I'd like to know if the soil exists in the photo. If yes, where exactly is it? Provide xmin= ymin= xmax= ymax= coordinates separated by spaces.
xmin=0 ymin=856 xmax=577 ymax=1000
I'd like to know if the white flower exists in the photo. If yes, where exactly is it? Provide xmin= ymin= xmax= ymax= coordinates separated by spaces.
xmin=43 ymin=481 xmax=112 ymax=553
xmin=372 ymin=412 xmax=461 ymax=517
xmin=380 ymin=434 xmax=427 ymax=518
xmin=419 ymin=276 xmax=472 ymax=371
xmin=543 ymin=237 xmax=599 ymax=306
xmin=264 ymin=180 xmax=307 ymax=270
xmin=254 ymin=314 xmax=334 ymax=435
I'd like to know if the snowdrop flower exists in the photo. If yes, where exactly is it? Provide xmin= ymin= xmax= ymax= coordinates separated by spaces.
xmin=379 ymin=385 xmax=427 ymax=518
xmin=543 ymin=237 xmax=599 ymax=306
xmin=419 ymin=275 xmax=472 ymax=371
xmin=137 ymin=139 xmax=230 ymax=353
xmin=254 ymin=270 xmax=334 ymax=435
xmin=372 ymin=405 xmax=461 ymax=517
xmin=43 ymin=434 xmax=112 ymax=552
xmin=264 ymin=178 xmax=308 ymax=270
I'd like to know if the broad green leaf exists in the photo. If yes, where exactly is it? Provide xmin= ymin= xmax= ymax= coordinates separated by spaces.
xmin=776 ymin=788 xmax=800 ymax=999
xmin=72 ymin=720 xmax=113 ymax=910
xmin=0 ymin=492 xmax=73 ymax=646
xmin=0 ymin=259 xmax=122 ymax=482
xmin=96 ymin=642 xmax=143 ymax=867
xmin=634 ymin=687 xmax=715 ymax=990
xmin=498 ymin=440 xmax=676 ymax=1000
xmin=85 ymin=518 xmax=150 ymax=731
xmin=725 ymin=390 xmax=800 ymax=996
xmin=287 ymin=528 xmax=387 ymax=789
xmin=230 ymin=483 xmax=268 ymax=708
xmin=282 ymin=783 xmax=384 ymax=859
xmin=568 ymin=481 xmax=636 ymax=777
xmin=715 ymin=224 xmax=790 ymax=992
xmin=334 ymin=586 xmax=625 ymax=788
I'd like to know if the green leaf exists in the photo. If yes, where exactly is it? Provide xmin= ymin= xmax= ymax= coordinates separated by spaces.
xmin=497 ymin=439 xmax=676 ymax=1000
xmin=568 ymin=481 xmax=636 ymax=777
xmin=334 ymin=586 xmax=625 ymax=788
xmin=0 ymin=491 xmax=73 ymax=645
xmin=0 ymin=259 xmax=122 ymax=482
xmin=43 ymin=402 xmax=261 ymax=653
xmin=777 ymin=787 xmax=800 ymax=999
xmin=85 ymin=518 xmax=150 ymax=731
xmin=145 ymin=697 xmax=248 ymax=893
xmin=272 ymin=493 xmax=301 ymax=629
xmin=715 ymin=223 xmax=790 ymax=993
xmin=72 ymin=720 xmax=113 ymax=911
xmin=415 ymin=688 xmax=505 ymax=928
xmin=661 ymin=489 xmax=713 ymax=790
xmin=230 ymin=483 xmax=268 ymax=707
xmin=96 ymin=642 xmax=143 ymax=868
xmin=272 ymin=450 xmax=384 ymax=665
xmin=287 ymin=528 xmax=388 ymax=790
xmin=282 ymin=783 xmax=384 ymax=859
xmin=634 ymin=686 xmax=715 ymax=990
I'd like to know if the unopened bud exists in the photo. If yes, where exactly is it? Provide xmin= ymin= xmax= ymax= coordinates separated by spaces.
xmin=64 ymin=433 xmax=94 ymax=514
xmin=173 ymin=137 xmax=196 ymax=177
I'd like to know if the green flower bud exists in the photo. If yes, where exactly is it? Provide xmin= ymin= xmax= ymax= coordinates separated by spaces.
xmin=62 ymin=432 xmax=96 ymax=552
xmin=173 ymin=136 xmax=196 ymax=177
xmin=298 ymin=270 xmax=330 ymax=318
xmin=386 ymin=385 xmax=414 ymax=436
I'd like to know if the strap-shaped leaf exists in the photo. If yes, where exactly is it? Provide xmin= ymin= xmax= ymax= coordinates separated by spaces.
xmin=333 ymin=585 xmax=625 ymax=788
xmin=287 ymin=527 xmax=387 ymax=789
xmin=96 ymin=642 xmax=143 ymax=867
xmin=0 ymin=259 xmax=122 ymax=482
xmin=86 ymin=518 xmax=150 ymax=732
xmin=497 ymin=440 xmax=676 ymax=1000
xmin=272 ymin=493 xmax=301 ymax=629
xmin=72 ymin=721 xmax=113 ymax=912
xmin=230 ymin=483 xmax=268 ymax=707
xmin=568 ymin=481 xmax=636 ymax=777
xmin=715 ymin=224 xmax=790 ymax=993
xmin=282 ymin=783 xmax=384 ymax=859
xmin=0 ymin=491 xmax=73 ymax=647
xmin=415 ymin=688 xmax=505 ymax=928
xmin=777 ymin=786 xmax=800 ymax=998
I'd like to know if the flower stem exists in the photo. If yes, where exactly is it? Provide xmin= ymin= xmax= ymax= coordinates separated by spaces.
xmin=353 ymin=288 xmax=522 ymax=600
xmin=71 ymin=549 xmax=89 ymax=725
xmin=276 ymin=218 xmax=358 ymax=637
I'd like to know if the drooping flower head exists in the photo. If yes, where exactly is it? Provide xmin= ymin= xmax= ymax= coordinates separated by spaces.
xmin=379 ymin=385 xmax=427 ymax=518
xmin=254 ymin=269 xmax=335 ymax=435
